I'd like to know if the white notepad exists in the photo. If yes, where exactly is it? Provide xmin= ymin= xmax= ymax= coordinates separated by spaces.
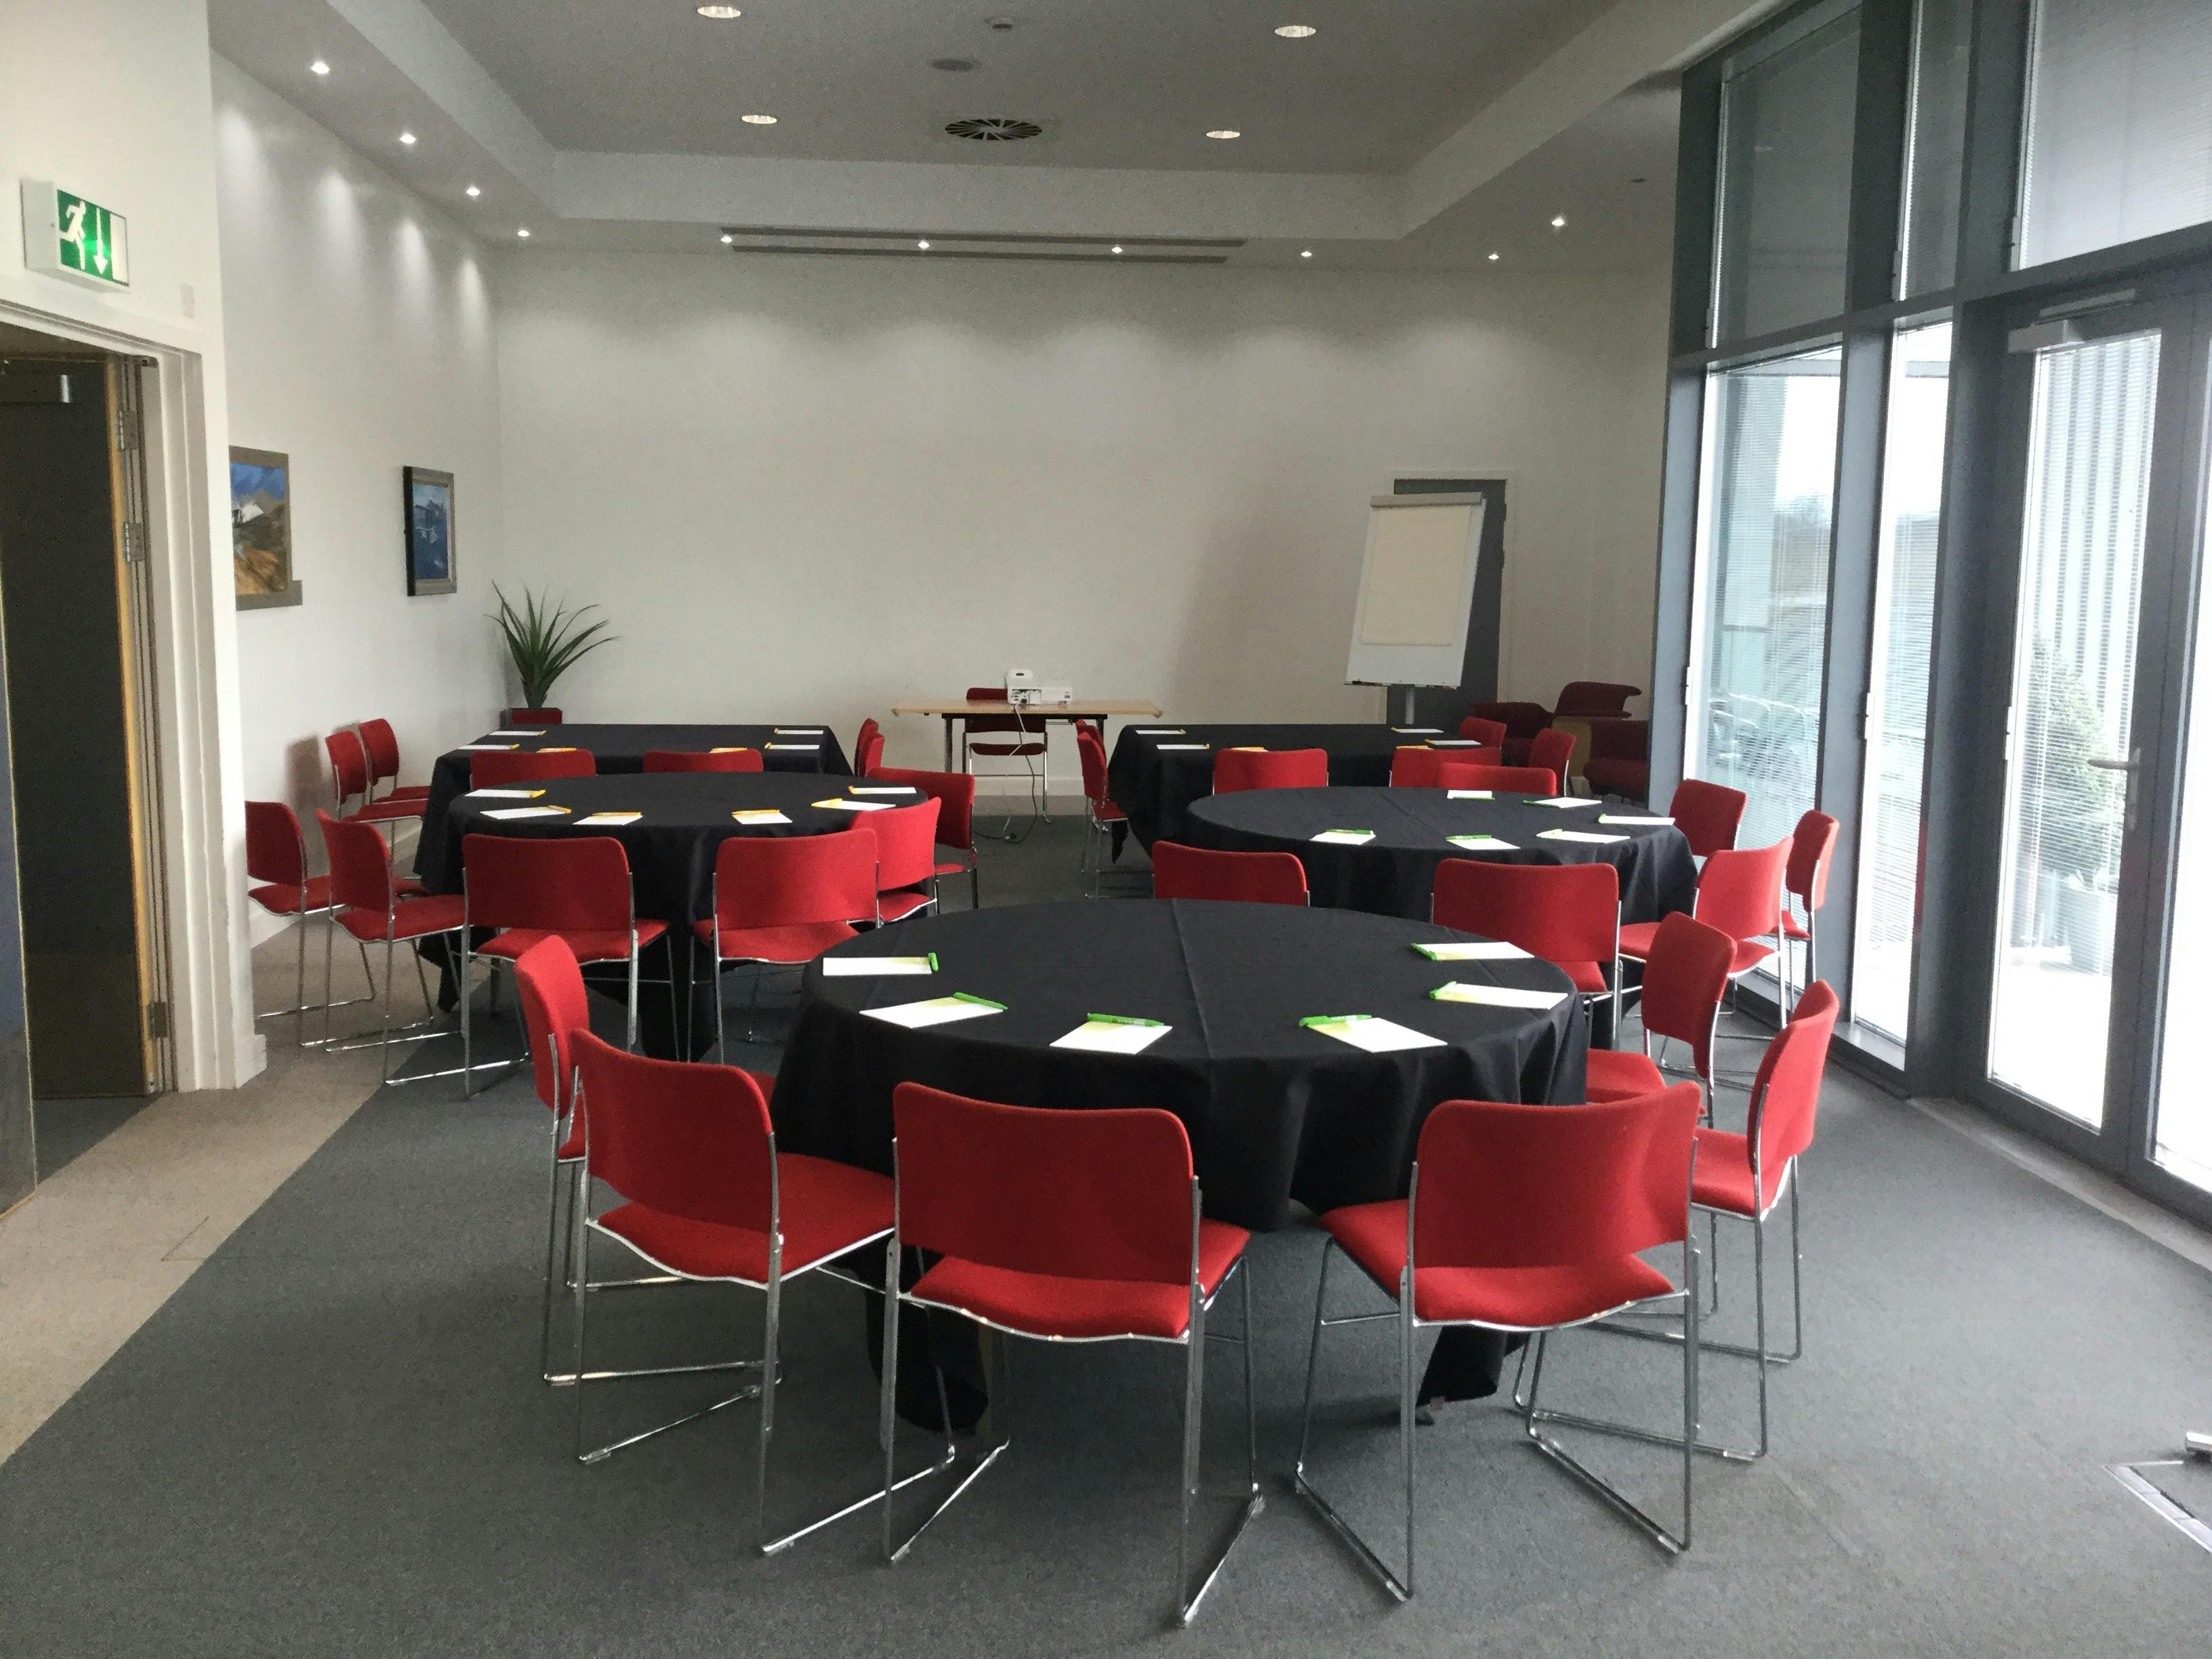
xmin=1311 ymin=830 xmax=1376 ymax=846
xmin=1052 ymin=1017 xmax=1172 ymax=1054
xmin=1540 ymin=827 xmax=1629 ymax=844
xmin=490 ymin=729 xmax=546 ymax=738
xmin=1599 ymin=814 xmax=1675 ymax=825
xmin=815 ymin=798 xmax=893 ymax=812
xmin=1391 ymin=726 xmax=1443 ymax=735
xmin=480 ymin=806 xmax=569 ymax=821
xmin=465 ymin=788 xmax=543 ymax=800
xmin=1430 ymin=981 xmax=1570 ymax=1011
xmin=575 ymin=812 xmax=642 ymax=827
xmin=1446 ymin=790 xmax=1494 ymax=800
xmin=1425 ymin=739 xmax=1483 ymax=747
xmin=774 ymin=728 xmax=825 ymax=735
xmin=1447 ymin=834 xmax=1516 ymax=852
xmin=1302 ymin=1015 xmax=1446 ymax=1054
xmin=849 ymin=785 xmax=918 ymax=796
xmin=1413 ymin=940 xmax=1532 ymax=962
xmin=766 ymin=743 xmax=821 ymax=751
xmin=731 ymin=809 xmax=792 ymax=825
xmin=1533 ymin=796 xmax=1602 ymax=810
xmin=461 ymin=743 xmax=519 ymax=752
xmin=861 ymin=994 xmax=1006 ymax=1029
xmin=820 ymin=955 xmax=937 ymax=977
xmin=1136 ymin=728 xmax=1186 ymax=735
xmin=1155 ymin=743 xmax=1210 ymax=751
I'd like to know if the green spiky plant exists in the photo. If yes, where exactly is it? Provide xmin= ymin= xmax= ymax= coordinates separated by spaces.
xmin=491 ymin=587 xmax=615 ymax=713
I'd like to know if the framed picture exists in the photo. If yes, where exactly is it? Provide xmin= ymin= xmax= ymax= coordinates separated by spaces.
xmin=231 ymin=447 xmax=302 ymax=609
xmin=403 ymin=466 xmax=456 ymax=596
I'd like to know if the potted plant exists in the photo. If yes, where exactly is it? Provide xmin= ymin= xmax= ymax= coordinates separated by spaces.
xmin=2014 ymin=642 xmax=2120 ymax=970
xmin=491 ymin=586 xmax=615 ymax=718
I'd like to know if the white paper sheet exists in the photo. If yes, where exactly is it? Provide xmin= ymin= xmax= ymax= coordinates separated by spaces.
xmin=860 ymin=996 xmax=1006 ymax=1029
xmin=848 ymin=785 xmax=918 ymax=795
xmin=815 ymin=798 xmax=893 ymax=812
xmin=1446 ymin=790 xmax=1494 ymax=800
xmin=1391 ymin=726 xmax=1443 ymax=735
xmin=1533 ymin=796 xmax=1603 ymax=809
xmin=460 ymin=743 xmax=518 ymax=752
xmin=1050 ymin=1019 xmax=1172 ymax=1054
xmin=1446 ymin=834 xmax=1516 ymax=851
xmin=1413 ymin=940 xmax=1532 ymax=962
xmin=731 ymin=810 xmax=792 ymax=825
xmin=1303 ymin=1016 xmax=1447 ymax=1053
xmin=1155 ymin=743 xmax=1210 ymax=751
xmin=1539 ymin=827 xmax=1629 ymax=844
xmin=766 ymin=743 xmax=821 ymax=751
xmin=1599 ymin=814 xmax=1675 ymax=825
xmin=480 ymin=806 xmax=569 ymax=821
xmin=575 ymin=812 xmax=642 ymax=827
xmin=1429 ymin=981 xmax=1570 ymax=1011
xmin=774 ymin=728 xmax=826 ymax=735
xmin=464 ymin=789 xmax=542 ymax=800
xmin=1135 ymin=728 xmax=1186 ymax=735
xmin=1311 ymin=830 xmax=1376 ymax=846
xmin=489 ymin=730 xmax=546 ymax=737
xmin=1425 ymin=739 xmax=1483 ymax=747
xmin=820 ymin=956 xmax=937 ymax=977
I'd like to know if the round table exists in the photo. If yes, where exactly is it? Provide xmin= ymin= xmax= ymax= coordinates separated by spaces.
xmin=426 ymin=771 xmax=916 ymax=1056
xmin=771 ymin=897 xmax=1586 ymax=1234
xmin=1180 ymin=785 xmax=1699 ymax=925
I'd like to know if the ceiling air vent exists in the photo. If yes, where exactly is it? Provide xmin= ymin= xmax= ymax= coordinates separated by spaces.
xmin=944 ymin=117 xmax=1043 ymax=142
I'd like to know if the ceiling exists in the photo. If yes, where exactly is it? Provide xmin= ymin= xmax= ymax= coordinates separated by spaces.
xmin=207 ymin=0 xmax=1780 ymax=271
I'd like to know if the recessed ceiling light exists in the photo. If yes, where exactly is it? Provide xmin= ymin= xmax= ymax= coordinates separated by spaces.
xmin=465 ymin=184 xmax=481 ymax=198
xmin=720 ymin=232 xmax=735 ymax=245
xmin=1275 ymin=24 xmax=1317 ymax=38
xmin=399 ymin=130 xmax=417 ymax=146
xmin=741 ymin=112 xmax=777 ymax=125
xmin=917 ymin=239 xmax=930 ymax=249
xmin=1300 ymin=248 xmax=1313 ymax=258
xmin=1206 ymin=129 xmax=1242 ymax=140
xmin=696 ymin=3 xmax=741 ymax=16
xmin=1488 ymin=251 xmax=1500 ymax=261
xmin=1550 ymin=214 xmax=1567 ymax=228
xmin=1111 ymin=245 xmax=1124 ymax=254
xmin=516 ymin=226 xmax=531 ymax=239
xmin=309 ymin=59 xmax=330 ymax=76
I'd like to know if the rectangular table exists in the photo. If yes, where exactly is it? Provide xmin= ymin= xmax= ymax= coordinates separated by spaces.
xmin=892 ymin=699 xmax=1164 ymax=773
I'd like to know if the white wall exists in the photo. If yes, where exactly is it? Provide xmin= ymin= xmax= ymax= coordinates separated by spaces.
xmin=495 ymin=251 xmax=1666 ymax=783
xmin=213 ymin=57 xmax=508 ymax=925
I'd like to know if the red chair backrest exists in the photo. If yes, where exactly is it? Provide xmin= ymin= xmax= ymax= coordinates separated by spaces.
xmin=962 ymin=685 xmax=1029 ymax=739
xmin=471 ymin=748 xmax=598 ymax=790
xmin=1457 ymin=716 xmax=1509 ymax=746
xmin=1528 ymin=727 xmax=1576 ymax=786
xmin=359 ymin=718 xmax=403 ymax=788
xmin=513 ymin=935 xmax=591 ymax=1118
xmin=855 ymin=718 xmax=884 ymax=777
xmin=316 ymin=809 xmax=398 ymax=916
xmin=1076 ymin=726 xmax=1114 ymax=805
xmin=1668 ymin=779 xmax=1747 ymax=859
xmin=1788 ymin=809 xmax=1839 ymax=912
xmin=872 ymin=765 xmax=976 ymax=853
xmin=1433 ymin=762 xmax=1557 ymax=794
xmin=1152 ymin=841 xmax=1309 ymax=906
xmin=1553 ymin=681 xmax=1640 ymax=718
xmin=326 ymin=729 xmax=373 ymax=804
xmin=1432 ymin=858 xmax=1617 ymax=968
xmin=573 ymin=1031 xmax=774 ymax=1227
xmin=463 ymin=834 xmax=636 ymax=934
xmin=1696 ymin=840 xmax=1789 ymax=943
xmin=642 ymin=748 xmax=762 ymax=773
xmin=867 ymin=797 xmax=943 ymax=893
xmin=893 ymin=1082 xmax=1195 ymax=1284
xmin=1411 ymin=1084 xmax=1699 ymax=1272
xmin=1638 ymin=912 xmax=1736 ymax=1078
xmin=714 ymin=828 xmax=880 ymax=930
xmin=506 ymin=708 xmax=563 ymax=724
xmin=1213 ymin=747 xmax=1327 ymax=793
xmin=1391 ymin=747 xmax=1489 ymax=788
xmin=1748 ymin=981 xmax=1838 ymax=1185
xmin=245 ymin=800 xmax=308 ymax=888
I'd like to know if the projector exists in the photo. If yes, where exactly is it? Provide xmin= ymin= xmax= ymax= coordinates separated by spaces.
xmin=1008 ymin=683 xmax=1073 ymax=708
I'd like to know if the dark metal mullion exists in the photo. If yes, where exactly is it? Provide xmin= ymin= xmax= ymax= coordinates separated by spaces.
xmin=1954 ymin=0 xmax=2032 ymax=287
xmin=1844 ymin=0 xmax=1915 ymax=314
xmin=1648 ymin=368 xmax=1707 ymax=806
xmin=1672 ymin=61 xmax=1725 ymax=356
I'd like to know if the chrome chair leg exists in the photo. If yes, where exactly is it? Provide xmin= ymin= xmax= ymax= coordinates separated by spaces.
xmin=1292 ymin=1239 xmax=1414 ymax=1602
xmin=881 ymin=1244 xmax=1010 ymax=1565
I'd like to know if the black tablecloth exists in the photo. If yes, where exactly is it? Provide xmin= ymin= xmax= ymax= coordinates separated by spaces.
xmin=1105 ymin=722 xmax=1473 ymax=848
xmin=415 ymin=722 xmax=852 ymax=884
xmin=423 ymin=771 xmax=887 ymax=1057
xmin=772 ymin=898 xmax=1586 ymax=1233
xmin=1181 ymin=785 xmax=1699 ymax=925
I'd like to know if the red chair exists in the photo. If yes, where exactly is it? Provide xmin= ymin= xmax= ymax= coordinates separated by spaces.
xmin=461 ymin=834 xmax=673 ymax=1089
xmin=1153 ymin=841 xmax=1309 ymax=906
xmin=326 ymin=729 xmax=422 ymax=825
xmin=1460 ymin=701 xmax=1550 ymax=764
xmin=1586 ymin=912 xmax=1735 ymax=1105
xmin=1456 ymin=715 xmax=1508 ymax=746
xmin=1618 ymin=841 xmax=1788 ymax=1000
xmin=1584 ymin=719 xmax=1650 ymax=802
xmin=1552 ymin=681 xmax=1641 ymax=720
xmin=697 ymin=829 xmax=880 ymax=1061
xmin=506 ymin=707 xmax=563 ymax=725
xmin=1528 ymin=727 xmax=1578 ymax=794
xmin=1212 ymin=747 xmax=1327 ymax=794
xmin=1391 ymin=746 xmax=1497 ymax=787
xmin=568 ymin=1033 xmax=904 ymax=1555
xmin=643 ymin=748 xmax=762 ymax=773
xmin=882 ymin=1083 xmax=1259 ymax=1624
xmin=357 ymin=718 xmax=432 ymax=804
xmin=246 ymin=800 xmax=386 ymax=1046
xmin=1432 ymin=762 xmax=1557 ymax=795
xmin=960 ymin=684 xmax=1046 ymax=794
xmin=1669 ymin=778 xmax=1748 ymax=860
xmin=315 ymin=810 xmax=468 ymax=1082
xmin=867 ymin=797 xmax=943 ymax=923
xmin=1296 ymin=1084 xmax=1704 ymax=1591
xmin=1782 ymin=811 xmax=1839 ymax=1012
xmin=854 ymin=717 xmax=884 ymax=779
xmin=471 ymin=747 xmax=596 ymax=790
xmin=1076 ymin=725 xmax=1133 ymax=897
xmin=1433 ymin=859 xmax=1619 ymax=1027
xmin=873 ymin=766 xmax=980 ymax=909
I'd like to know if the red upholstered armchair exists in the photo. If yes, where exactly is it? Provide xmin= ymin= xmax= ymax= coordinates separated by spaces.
xmin=1584 ymin=719 xmax=1650 ymax=802
xmin=1553 ymin=682 xmax=1641 ymax=720
xmin=1459 ymin=701 xmax=1551 ymax=766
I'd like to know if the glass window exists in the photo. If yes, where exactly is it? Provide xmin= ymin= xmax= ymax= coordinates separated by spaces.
xmin=1898 ymin=0 xmax=1972 ymax=295
xmin=1687 ymin=345 xmax=1843 ymax=861
xmin=2018 ymin=0 xmax=2212 ymax=269
xmin=1853 ymin=322 xmax=1952 ymax=1040
xmin=1712 ymin=5 xmax=1862 ymax=343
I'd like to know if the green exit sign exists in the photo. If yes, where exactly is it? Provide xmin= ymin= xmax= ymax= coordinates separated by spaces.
xmin=20 ymin=180 xmax=129 ymax=290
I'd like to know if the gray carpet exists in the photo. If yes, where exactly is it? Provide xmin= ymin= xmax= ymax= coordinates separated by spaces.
xmin=4 ymin=804 xmax=2212 ymax=1656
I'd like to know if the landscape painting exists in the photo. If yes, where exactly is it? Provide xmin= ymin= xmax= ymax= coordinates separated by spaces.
xmin=403 ymin=466 xmax=456 ymax=596
xmin=230 ymin=447 xmax=296 ymax=607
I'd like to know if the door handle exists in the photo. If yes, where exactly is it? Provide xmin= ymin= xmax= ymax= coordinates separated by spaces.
xmin=2086 ymin=755 xmax=2138 ymax=770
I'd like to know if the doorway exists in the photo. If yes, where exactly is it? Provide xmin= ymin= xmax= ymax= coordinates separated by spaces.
xmin=0 ymin=323 xmax=173 ymax=1183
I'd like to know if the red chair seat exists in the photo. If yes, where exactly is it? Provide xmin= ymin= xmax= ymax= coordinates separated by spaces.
xmin=1782 ymin=914 xmax=1810 ymax=941
xmin=346 ymin=798 xmax=424 ymax=825
xmin=970 ymin=741 xmax=1045 ymax=756
xmin=337 ymin=892 xmax=467 ymax=942
xmin=878 ymin=889 xmax=935 ymax=924
xmin=1689 ymin=1127 xmax=1771 ymax=1218
xmin=1561 ymin=959 xmax=1607 ymax=995
xmin=1091 ymin=798 xmax=1128 ymax=821
xmin=594 ymin=1153 xmax=894 ymax=1282
xmin=250 ymin=875 xmax=332 ymax=916
xmin=1618 ymin=920 xmax=1659 ymax=960
xmin=1321 ymin=1200 xmax=1675 ymax=1326
xmin=476 ymin=920 xmax=669 ymax=964
xmin=1584 ymin=1047 xmax=1665 ymax=1103
xmin=930 ymin=859 xmax=972 ymax=880
xmin=693 ymin=918 xmax=858 ymax=963
xmin=383 ymin=784 xmax=434 ymax=800
xmin=909 ymin=1219 xmax=1249 ymax=1340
